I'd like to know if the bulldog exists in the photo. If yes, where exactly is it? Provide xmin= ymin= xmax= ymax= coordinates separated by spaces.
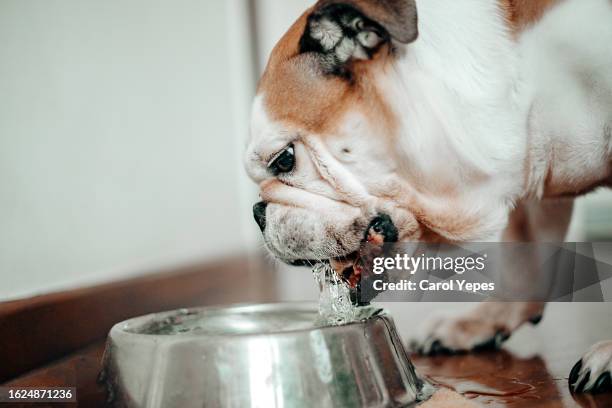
xmin=245 ymin=0 xmax=612 ymax=394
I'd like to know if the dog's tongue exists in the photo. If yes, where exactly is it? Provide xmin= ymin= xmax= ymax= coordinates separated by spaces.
xmin=328 ymin=215 xmax=393 ymax=291
xmin=330 ymin=252 xmax=362 ymax=288
xmin=329 ymin=214 xmax=393 ymax=288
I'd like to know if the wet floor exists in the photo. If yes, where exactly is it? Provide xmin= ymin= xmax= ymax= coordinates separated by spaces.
xmin=387 ymin=302 xmax=612 ymax=407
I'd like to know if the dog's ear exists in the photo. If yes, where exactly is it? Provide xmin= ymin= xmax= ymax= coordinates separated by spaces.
xmin=337 ymin=0 xmax=419 ymax=44
xmin=300 ymin=0 xmax=418 ymax=73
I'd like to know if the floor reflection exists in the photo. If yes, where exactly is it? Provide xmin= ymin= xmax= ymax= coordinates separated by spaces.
xmin=375 ymin=302 xmax=612 ymax=407
xmin=412 ymin=350 xmax=561 ymax=407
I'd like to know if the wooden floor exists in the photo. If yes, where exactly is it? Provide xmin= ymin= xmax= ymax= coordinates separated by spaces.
xmin=3 ymin=257 xmax=611 ymax=408
xmin=387 ymin=302 xmax=612 ymax=407
xmin=5 ymin=303 xmax=611 ymax=407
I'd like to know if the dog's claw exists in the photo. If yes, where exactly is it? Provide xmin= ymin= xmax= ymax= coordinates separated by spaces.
xmin=569 ymin=360 xmax=582 ymax=388
xmin=569 ymin=341 xmax=612 ymax=394
xmin=593 ymin=372 xmax=612 ymax=394
xmin=575 ymin=370 xmax=591 ymax=394
xmin=528 ymin=315 xmax=543 ymax=325
xmin=419 ymin=338 xmax=455 ymax=356
xmin=429 ymin=340 xmax=444 ymax=355
xmin=474 ymin=331 xmax=511 ymax=352
xmin=416 ymin=330 xmax=510 ymax=357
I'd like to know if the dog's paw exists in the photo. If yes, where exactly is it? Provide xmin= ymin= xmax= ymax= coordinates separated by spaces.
xmin=569 ymin=341 xmax=612 ymax=394
xmin=411 ymin=312 xmax=512 ymax=355
xmin=410 ymin=303 xmax=544 ymax=356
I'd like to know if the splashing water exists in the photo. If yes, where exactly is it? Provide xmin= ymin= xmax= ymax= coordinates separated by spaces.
xmin=312 ymin=263 xmax=359 ymax=325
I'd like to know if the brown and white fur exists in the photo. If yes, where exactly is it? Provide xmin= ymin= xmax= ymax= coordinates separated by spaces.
xmin=245 ymin=0 xmax=612 ymax=393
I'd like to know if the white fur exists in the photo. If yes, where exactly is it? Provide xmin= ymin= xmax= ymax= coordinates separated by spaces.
xmin=519 ymin=0 xmax=612 ymax=196
xmin=374 ymin=0 xmax=526 ymax=240
xmin=247 ymin=97 xmax=404 ymax=260
xmin=245 ymin=0 xmax=612 ymax=259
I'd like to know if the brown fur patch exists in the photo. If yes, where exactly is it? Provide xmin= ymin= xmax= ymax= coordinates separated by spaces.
xmin=257 ymin=8 xmax=399 ymax=137
xmin=503 ymin=204 xmax=533 ymax=241
xmin=500 ymin=0 xmax=561 ymax=34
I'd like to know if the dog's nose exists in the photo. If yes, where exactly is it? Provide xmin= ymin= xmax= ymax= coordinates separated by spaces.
xmin=253 ymin=201 xmax=268 ymax=232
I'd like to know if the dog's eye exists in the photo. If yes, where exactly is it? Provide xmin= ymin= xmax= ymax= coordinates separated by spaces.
xmin=268 ymin=145 xmax=295 ymax=175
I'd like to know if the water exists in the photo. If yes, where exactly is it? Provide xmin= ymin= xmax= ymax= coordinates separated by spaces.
xmin=135 ymin=302 xmax=384 ymax=335
xmin=127 ymin=263 xmax=379 ymax=335
xmin=312 ymin=263 xmax=370 ymax=325
xmin=132 ymin=308 xmax=324 ymax=335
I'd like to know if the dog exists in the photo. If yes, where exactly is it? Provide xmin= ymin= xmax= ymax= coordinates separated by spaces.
xmin=245 ymin=0 xmax=612 ymax=394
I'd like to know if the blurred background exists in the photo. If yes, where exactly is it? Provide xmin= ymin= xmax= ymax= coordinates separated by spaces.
xmin=1 ymin=0 xmax=611 ymax=302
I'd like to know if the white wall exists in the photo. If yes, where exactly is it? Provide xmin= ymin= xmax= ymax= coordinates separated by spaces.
xmin=254 ymin=0 xmax=313 ymax=73
xmin=0 ymin=0 xmax=259 ymax=300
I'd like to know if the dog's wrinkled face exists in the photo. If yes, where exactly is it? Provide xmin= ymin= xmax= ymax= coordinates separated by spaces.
xmin=245 ymin=1 xmax=423 ymax=267
xmin=245 ymin=0 xmax=531 ymax=273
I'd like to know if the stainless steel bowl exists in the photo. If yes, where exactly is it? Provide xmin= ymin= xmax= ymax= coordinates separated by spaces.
xmin=100 ymin=303 xmax=431 ymax=408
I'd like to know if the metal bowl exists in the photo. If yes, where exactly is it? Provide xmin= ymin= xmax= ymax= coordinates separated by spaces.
xmin=100 ymin=303 xmax=431 ymax=408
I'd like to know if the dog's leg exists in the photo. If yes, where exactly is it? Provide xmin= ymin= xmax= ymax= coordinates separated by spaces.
xmin=415 ymin=199 xmax=574 ymax=355
xmin=415 ymin=302 xmax=545 ymax=354
xmin=570 ymin=340 xmax=612 ymax=394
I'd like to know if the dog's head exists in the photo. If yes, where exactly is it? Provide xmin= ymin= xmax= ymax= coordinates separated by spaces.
xmin=245 ymin=0 xmax=514 ymax=269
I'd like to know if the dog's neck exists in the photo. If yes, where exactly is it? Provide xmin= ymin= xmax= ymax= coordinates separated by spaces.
xmin=378 ymin=0 xmax=527 ymax=202
xmin=380 ymin=0 xmax=612 ymax=204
